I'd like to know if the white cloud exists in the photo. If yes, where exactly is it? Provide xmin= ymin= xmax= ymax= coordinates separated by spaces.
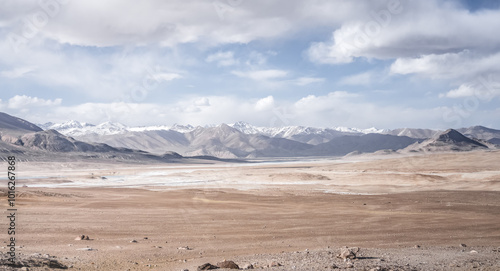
xmin=206 ymin=51 xmax=238 ymax=67
xmin=339 ymin=71 xmax=375 ymax=86
xmin=307 ymin=1 xmax=500 ymax=64
xmin=11 ymin=0 xmax=297 ymax=47
xmin=232 ymin=69 xmax=288 ymax=81
xmin=1 ymin=1 xmax=500 ymax=129
xmin=292 ymin=77 xmax=325 ymax=86
xmin=0 ymin=67 xmax=34 ymax=78
xmin=255 ymin=96 xmax=274 ymax=111
xmin=440 ymin=80 xmax=500 ymax=100
xmin=154 ymin=73 xmax=182 ymax=81
xmin=7 ymin=95 xmax=62 ymax=109
xmin=2 ymin=92 xmax=495 ymax=129
xmin=391 ymin=51 xmax=500 ymax=100
xmin=194 ymin=97 xmax=210 ymax=106
xmin=390 ymin=51 xmax=500 ymax=79
xmin=245 ymin=51 xmax=268 ymax=66
xmin=441 ymin=84 xmax=476 ymax=99
xmin=0 ymin=0 xmax=378 ymax=49
xmin=289 ymin=91 xmax=448 ymax=129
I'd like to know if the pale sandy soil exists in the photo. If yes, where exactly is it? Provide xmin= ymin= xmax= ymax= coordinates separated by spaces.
xmin=1 ymin=150 xmax=500 ymax=270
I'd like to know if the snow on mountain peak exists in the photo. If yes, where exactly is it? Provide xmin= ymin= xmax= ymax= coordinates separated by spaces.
xmin=332 ymin=126 xmax=384 ymax=134
xmin=42 ymin=119 xmax=386 ymax=139
xmin=230 ymin=121 xmax=260 ymax=134
xmin=170 ymin=124 xmax=196 ymax=133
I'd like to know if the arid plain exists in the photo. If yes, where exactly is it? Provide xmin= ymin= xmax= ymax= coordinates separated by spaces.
xmin=2 ymin=150 xmax=500 ymax=270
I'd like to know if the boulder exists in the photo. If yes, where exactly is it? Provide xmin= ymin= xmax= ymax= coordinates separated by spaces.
xmin=337 ymin=247 xmax=358 ymax=261
xmin=268 ymin=261 xmax=282 ymax=267
xmin=241 ymin=263 xmax=254 ymax=269
xmin=216 ymin=260 xmax=239 ymax=269
xmin=74 ymin=235 xmax=89 ymax=241
xmin=197 ymin=263 xmax=219 ymax=270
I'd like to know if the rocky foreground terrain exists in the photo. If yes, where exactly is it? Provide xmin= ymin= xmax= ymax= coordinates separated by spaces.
xmin=0 ymin=150 xmax=499 ymax=270
xmin=2 ymin=245 xmax=500 ymax=270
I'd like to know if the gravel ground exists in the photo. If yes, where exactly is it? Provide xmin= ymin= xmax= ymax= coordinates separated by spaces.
xmin=195 ymin=245 xmax=500 ymax=271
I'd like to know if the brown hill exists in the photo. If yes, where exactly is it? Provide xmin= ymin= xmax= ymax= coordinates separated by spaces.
xmin=403 ymin=129 xmax=489 ymax=153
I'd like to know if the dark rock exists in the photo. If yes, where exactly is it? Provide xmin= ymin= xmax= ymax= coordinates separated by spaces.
xmin=0 ymin=255 xmax=67 ymax=269
xmin=337 ymin=247 xmax=358 ymax=260
xmin=74 ymin=235 xmax=89 ymax=241
xmin=216 ymin=260 xmax=239 ymax=269
xmin=197 ymin=263 xmax=219 ymax=270
xmin=268 ymin=261 xmax=282 ymax=267
xmin=241 ymin=263 xmax=254 ymax=269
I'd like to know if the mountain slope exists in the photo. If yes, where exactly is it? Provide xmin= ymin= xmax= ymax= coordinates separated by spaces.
xmin=75 ymin=130 xmax=190 ymax=155
xmin=489 ymin=138 xmax=500 ymax=145
xmin=229 ymin=121 xmax=378 ymax=144
xmin=34 ymin=117 xmax=500 ymax=158
xmin=403 ymin=129 xmax=489 ymax=153
xmin=308 ymin=134 xmax=419 ymax=156
xmin=17 ymin=129 xmax=117 ymax=152
xmin=184 ymin=124 xmax=312 ymax=158
xmin=0 ymin=112 xmax=43 ymax=134
xmin=383 ymin=128 xmax=440 ymax=139
xmin=457 ymin=126 xmax=500 ymax=141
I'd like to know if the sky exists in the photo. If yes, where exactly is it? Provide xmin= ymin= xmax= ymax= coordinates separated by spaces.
xmin=0 ymin=0 xmax=499 ymax=129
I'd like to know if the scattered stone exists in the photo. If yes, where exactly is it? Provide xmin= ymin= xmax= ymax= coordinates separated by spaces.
xmin=76 ymin=247 xmax=96 ymax=251
xmin=0 ymin=254 xmax=68 ymax=269
xmin=337 ymin=247 xmax=358 ymax=261
xmin=178 ymin=246 xmax=193 ymax=250
xmin=470 ymin=250 xmax=478 ymax=253
xmin=130 ymin=240 xmax=138 ymax=243
xmin=197 ymin=263 xmax=219 ymax=270
xmin=331 ymin=263 xmax=339 ymax=269
xmin=460 ymin=243 xmax=467 ymax=247
xmin=216 ymin=260 xmax=239 ymax=269
xmin=74 ymin=235 xmax=90 ymax=241
xmin=346 ymin=262 xmax=354 ymax=268
xmin=268 ymin=261 xmax=282 ymax=267
xmin=143 ymin=237 xmax=148 ymax=240
xmin=241 ymin=263 xmax=254 ymax=269
xmin=414 ymin=245 xmax=421 ymax=248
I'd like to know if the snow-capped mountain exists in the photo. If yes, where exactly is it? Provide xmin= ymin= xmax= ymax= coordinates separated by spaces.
xmin=30 ymin=118 xmax=500 ymax=158
xmin=40 ymin=120 xmax=94 ymax=130
xmin=333 ymin=126 xmax=387 ymax=134
xmin=41 ymin=120 xmax=127 ymax=137
xmin=229 ymin=121 xmax=385 ymax=136
xmin=129 ymin=123 xmax=196 ymax=133
xmin=42 ymin=120 xmax=386 ymax=140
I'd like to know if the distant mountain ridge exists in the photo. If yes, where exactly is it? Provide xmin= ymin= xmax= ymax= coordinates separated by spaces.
xmin=0 ymin=112 xmax=198 ymax=163
xmin=457 ymin=126 xmax=500 ymax=140
xmin=403 ymin=129 xmax=490 ymax=153
xmin=35 ymin=119 xmax=500 ymax=158
xmin=41 ymin=120 xmax=385 ymax=138
xmin=0 ymin=112 xmax=43 ymax=134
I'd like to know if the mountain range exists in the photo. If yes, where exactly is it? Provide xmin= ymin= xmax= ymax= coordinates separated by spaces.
xmin=1 ymin=112 xmax=498 ymax=161
xmin=0 ymin=112 xmax=199 ymax=163
xmin=37 ymin=118 xmax=500 ymax=159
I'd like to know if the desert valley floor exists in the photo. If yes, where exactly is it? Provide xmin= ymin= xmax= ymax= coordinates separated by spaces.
xmin=1 ymin=150 xmax=500 ymax=270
